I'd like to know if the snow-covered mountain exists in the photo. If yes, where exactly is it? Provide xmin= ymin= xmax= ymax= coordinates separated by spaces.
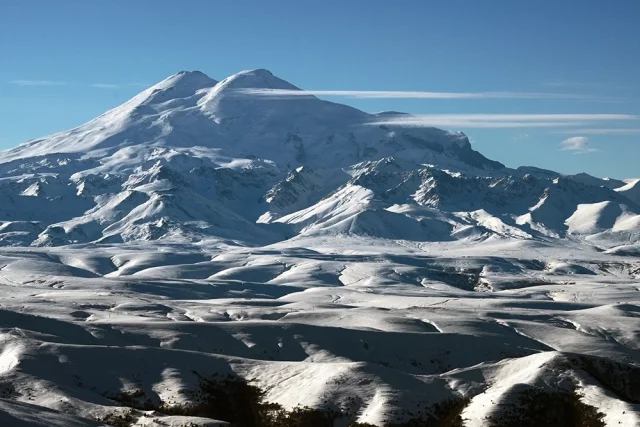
xmin=0 ymin=69 xmax=638 ymax=249
xmin=2 ymin=69 xmax=640 ymax=426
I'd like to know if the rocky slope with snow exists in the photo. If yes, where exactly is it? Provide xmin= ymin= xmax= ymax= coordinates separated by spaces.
xmin=0 ymin=70 xmax=639 ymax=426
xmin=0 ymin=69 xmax=638 ymax=251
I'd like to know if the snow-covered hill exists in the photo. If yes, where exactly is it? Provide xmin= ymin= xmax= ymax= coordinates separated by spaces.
xmin=0 ymin=69 xmax=637 ymax=249
xmin=0 ymin=70 xmax=639 ymax=426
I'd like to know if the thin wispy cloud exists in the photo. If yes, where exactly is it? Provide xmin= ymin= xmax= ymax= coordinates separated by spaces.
xmin=513 ymin=133 xmax=531 ymax=141
xmin=367 ymin=114 xmax=638 ymax=129
xmin=560 ymin=136 xmax=599 ymax=153
xmin=542 ymin=82 xmax=599 ymax=88
xmin=553 ymin=128 xmax=640 ymax=135
xmin=90 ymin=82 xmax=150 ymax=89
xmin=9 ymin=80 xmax=67 ymax=86
xmin=234 ymin=88 xmax=601 ymax=100
xmin=90 ymin=83 xmax=120 ymax=89
xmin=9 ymin=80 xmax=148 ymax=89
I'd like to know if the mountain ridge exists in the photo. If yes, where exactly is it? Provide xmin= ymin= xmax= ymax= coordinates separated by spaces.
xmin=0 ymin=69 xmax=637 ymax=248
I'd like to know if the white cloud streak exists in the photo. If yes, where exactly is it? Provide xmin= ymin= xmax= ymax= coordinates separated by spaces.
xmin=234 ymin=88 xmax=600 ymax=100
xmin=367 ymin=114 xmax=638 ymax=129
xmin=553 ymin=128 xmax=640 ymax=135
xmin=513 ymin=133 xmax=531 ymax=141
xmin=9 ymin=80 xmax=67 ymax=86
xmin=560 ymin=136 xmax=599 ymax=153
xmin=9 ymin=81 xmax=147 ymax=89
xmin=90 ymin=83 xmax=120 ymax=89
xmin=542 ymin=82 xmax=598 ymax=88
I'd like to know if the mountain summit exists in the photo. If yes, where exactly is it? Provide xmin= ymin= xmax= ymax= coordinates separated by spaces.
xmin=0 ymin=69 xmax=497 ymax=170
xmin=0 ymin=69 xmax=637 ymax=247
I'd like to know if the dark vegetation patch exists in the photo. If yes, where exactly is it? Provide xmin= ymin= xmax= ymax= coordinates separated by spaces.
xmin=98 ymin=372 xmax=470 ymax=427
xmin=575 ymin=355 xmax=640 ymax=403
xmin=0 ymin=382 xmax=19 ymax=399
xmin=97 ymin=357 xmax=637 ymax=427
xmin=379 ymin=397 xmax=470 ymax=427
xmin=100 ymin=372 xmax=339 ymax=427
xmin=483 ymin=354 xmax=640 ymax=427
xmin=485 ymin=387 xmax=604 ymax=427
xmin=105 ymin=388 xmax=156 ymax=411
xmin=95 ymin=408 xmax=137 ymax=427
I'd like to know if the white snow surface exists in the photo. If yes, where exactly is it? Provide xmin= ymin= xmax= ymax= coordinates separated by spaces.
xmin=0 ymin=69 xmax=638 ymax=426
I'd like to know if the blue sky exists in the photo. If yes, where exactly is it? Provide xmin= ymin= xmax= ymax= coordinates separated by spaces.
xmin=1 ymin=0 xmax=638 ymax=178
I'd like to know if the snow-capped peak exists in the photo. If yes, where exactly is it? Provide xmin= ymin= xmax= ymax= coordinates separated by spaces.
xmin=196 ymin=69 xmax=305 ymax=113
xmin=150 ymin=70 xmax=217 ymax=92
xmin=215 ymin=68 xmax=301 ymax=90
xmin=137 ymin=70 xmax=218 ymax=103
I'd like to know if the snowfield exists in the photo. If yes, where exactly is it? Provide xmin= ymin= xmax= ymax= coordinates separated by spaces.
xmin=0 ymin=69 xmax=638 ymax=426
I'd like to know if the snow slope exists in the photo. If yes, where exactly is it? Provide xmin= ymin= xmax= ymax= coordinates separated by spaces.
xmin=0 ymin=239 xmax=638 ymax=426
xmin=616 ymin=179 xmax=640 ymax=205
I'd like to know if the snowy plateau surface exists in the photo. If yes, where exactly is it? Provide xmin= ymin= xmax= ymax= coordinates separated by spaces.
xmin=0 ymin=69 xmax=639 ymax=426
